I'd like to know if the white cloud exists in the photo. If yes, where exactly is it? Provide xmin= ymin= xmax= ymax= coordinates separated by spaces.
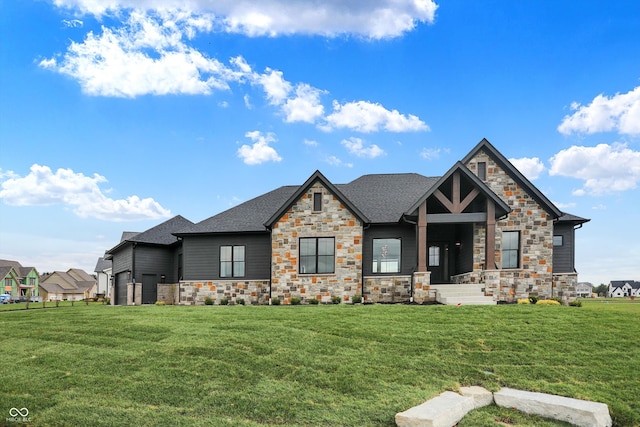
xmin=509 ymin=157 xmax=546 ymax=180
xmin=323 ymin=100 xmax=429 ymax=133
xmin=303 ymin=139 xmax=318 ymax=147
xmin=282 ymin=84 xmax=325 ymax=123
xmin=325 ymin=156 xmax=353 ymax=168
xmin=558 ymin=85 xmax=640 ymax=136
xmin=420 ymin=147 xmax=448 ymax=160
xmin=549 ymin=143 xmax=640 ymax=195
xmin=63 ymin=19 xmax=83 ymax=28
xmin=237 ymin=131 xmax=282 ymax=165
xmin=256 ymin=68 xmax=292 ymax=105
xmin=52 ymin=0 xmax=438 ymax=39
xmin=40 ymin=11 xmax=238 ymax=97
xmin=0 ymin=164 xmax=171 ymax=221
xmin=341 ymin=137 xmax=385 ymax=158
xmin=243 ymin=94 xmax=253 ymax=109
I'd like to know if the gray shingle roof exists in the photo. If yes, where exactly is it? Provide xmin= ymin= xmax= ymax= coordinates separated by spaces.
xmin=178 ymin=173 xmax=444 ymax=234
xmin=128 ymin=215 xmax=193 ymax=245
xmin=94 ymin=257 xmax=112 ymax=273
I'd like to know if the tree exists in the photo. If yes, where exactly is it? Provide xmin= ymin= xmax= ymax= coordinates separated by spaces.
xmin=593 ymin=284 xmax=608 ymax=297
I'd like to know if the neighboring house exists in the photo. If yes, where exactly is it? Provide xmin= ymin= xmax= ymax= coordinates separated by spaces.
xmin=608 ymin=280 xmax=640 ymax=298
xmin=105 ymin=216 xmax=194 ymax=306
xmin=108 ymin=139 xmax=590 ymax=305
xmin=94 ymin=257 xmax=113 ymax=297
xmin=0 ymin=259 xmax=39 ymax=299
xmin=39 ymin=269 xmax=97 ymax=301
xmin=575 ymin=282 xmax=593 ymax=298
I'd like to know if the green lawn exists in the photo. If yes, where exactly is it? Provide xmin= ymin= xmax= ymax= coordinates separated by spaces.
xmin=1 ymin=301 xmax=638 ymax=426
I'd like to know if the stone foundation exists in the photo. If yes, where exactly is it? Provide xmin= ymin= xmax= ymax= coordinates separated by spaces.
xmin=178 ymin=280 xmax=270 ymax=305
xmin=157 ymin=283 xmax=179 ymax=305
xmin=552 ymin=273 xmax=579 ymax=302
xmin=412 ymin=272 xmax=434 ymax=303
xmin=363 ymin=276 xmax=411 ymax=303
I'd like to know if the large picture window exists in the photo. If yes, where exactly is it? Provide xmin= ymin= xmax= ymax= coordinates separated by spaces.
xmin=220 ymin=245 xmax=245 ymax=278
xmin=300 ymin=237 xmax=335 ymax=274
xmin=502 ymin=231 xmax=520 ymax=269
xmin=372 ymin=238 xmax=401 ymax=273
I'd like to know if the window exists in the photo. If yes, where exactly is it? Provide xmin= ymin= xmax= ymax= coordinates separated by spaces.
xmin=372 ymin=239 xmax=401 ymax=273
xmin=313 ymin=192 xmax=322 ymax=212
xmin=300 ymin=237 xmax=334 ymax=274
xmin=478 ymin=162 xmax=487 ymax=181
xmin=220 ymin=245 xmax=245 ymax=278
xmin=553 ymin=235 xmax=563 ymax=246
xmin=428 ymin=246 xmax=440 ymax=267
xmin=502 ymin=231 xmax=520 ymax=269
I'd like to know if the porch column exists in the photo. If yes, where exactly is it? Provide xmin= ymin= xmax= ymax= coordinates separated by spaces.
xmin=486 ymin=200 xmax=496 ymax=269
xmin=418 ymin=201 xmax=427 ymax=271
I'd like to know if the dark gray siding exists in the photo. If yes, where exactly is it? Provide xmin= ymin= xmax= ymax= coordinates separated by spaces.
xmin=183 ymin=233 xmax=271 ymax=280
xmin=112 ymin=246 xmax=133 ymax=275
xmin=363 ymin=224 xmax=416 ymax=276
xmin=552 ymin=223 xmax=575 ymax=273
xmin=134 ymin=245 xmax=176 ymax=282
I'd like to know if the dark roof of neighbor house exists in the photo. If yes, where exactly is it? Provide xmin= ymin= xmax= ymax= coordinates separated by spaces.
xmin=609 ymin=280 xmax=640 ymax=289
xmin=94 ymin=257 xmax=112 ymax=273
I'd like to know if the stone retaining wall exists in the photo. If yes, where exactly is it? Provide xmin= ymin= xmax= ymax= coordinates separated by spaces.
xmin=178 ymin=280 xmax=270 ymax=305
xmin=363 ymin=276 xmax=411 ymax=303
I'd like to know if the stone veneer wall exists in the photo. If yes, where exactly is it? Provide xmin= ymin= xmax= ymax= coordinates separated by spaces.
xmin=178 ymin=280 xmax=270 ymax=305
xmin=412 ymin=271 xmax=434 ymax=303
xmin=552 ymin=273 xmax=579 ymax=302
xmin=363 ymin=276 xmax=412 ymax=303
xmin=270 ymin=182 xmax=363 ymax=304
xmin=466 ymin=149 xmax=555 ymax=299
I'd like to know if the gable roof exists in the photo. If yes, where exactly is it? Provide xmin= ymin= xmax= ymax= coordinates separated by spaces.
xmin=338 ymin=173 xmax=440 ymax=223
xmin=405 ymin=162 xmax=511 ymax=218
xmin=107 ymin=215 xmax=193 ymax=254
xmin=0 ymin=260 xmax=37 ymax=278
xmin=94 ymin=257 xmax=112 ymax=273
xmin=265 ymin=170 xmax=369 ymax=228
xmin=609 ymin=280 xmax=640 ymax=289
xmin=462 ymin=138 xmax=563 ymax=218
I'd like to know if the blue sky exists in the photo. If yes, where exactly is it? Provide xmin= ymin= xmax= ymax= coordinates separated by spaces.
xmin=1 ymin=0 xmax=639 ymax=285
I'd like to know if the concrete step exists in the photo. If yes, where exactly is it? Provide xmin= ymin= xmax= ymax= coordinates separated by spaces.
xmin=439 ymin=296 xmax=496 ymax=305
xmin=434 ymin=284 xmax=496 ymax=305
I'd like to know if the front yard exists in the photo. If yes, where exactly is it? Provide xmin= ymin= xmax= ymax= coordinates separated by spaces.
xmin=1 ymin=300 xmax=638 ymax=426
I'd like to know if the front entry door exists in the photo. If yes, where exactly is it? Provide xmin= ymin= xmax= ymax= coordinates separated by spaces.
xmin=428 ymin=242 xmax=448 ymax=284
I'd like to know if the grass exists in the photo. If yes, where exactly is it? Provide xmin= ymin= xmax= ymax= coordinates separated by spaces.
xmin=1 ymin=300 xmax=638 ymax=426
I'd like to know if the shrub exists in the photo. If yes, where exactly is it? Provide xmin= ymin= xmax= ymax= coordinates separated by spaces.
xmin=569 ymin=299 xmax=582 ymax=307
xmin=236 ymin=298 xmax=245 ymax=306
xmin=290 ymin=296 xmax=301 ymax=305
xmin=351 ymin=295 xmax=362 ymax=304
xmin=517 ymin=298 xmax=530 ymax=304
xmin=537 ymin=299 xmax=561 ymax=306
xmin=308 ymin=298 xmax=319 ymax=305
xmin=271 ymin=297 xmax=281 ymax=306
xmin=204 ymin=296 xmax=214 ymax=305
xmin=551 ymin=296 xmax=564 ymax=305
xmin=528 ymin=294 xmax=539 ymax=304
xmin=331 ymin=295 xmax=341 ymax=304
xmin=219 ymin=297 xmax=229 ymax=306
xmin=155 ymin=301 xmax=166 ymax=306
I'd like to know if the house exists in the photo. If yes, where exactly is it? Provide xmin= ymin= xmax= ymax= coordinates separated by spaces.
xmin=39 ymin=269 xmax=97 ymax=301
xmin=104 ymin=216 xmax=194 ymax=305
xmin=0 ymin=259 xmax=39 ymax=300
xmin=608 ymin=280 xmax=640 ymax=298
xmin=94 ymin=257 xmax=112 ymax=297
xmin=108 ymin=139 xmax=590 ymax=305
xmin=576 ymin=282 xmax=593 ymax=298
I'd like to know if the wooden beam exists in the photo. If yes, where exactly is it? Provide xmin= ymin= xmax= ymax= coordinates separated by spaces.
xmin=418 ymin=202 xmax=427 ymax=272
xmin=486 ymin=200 xmax=496 ymax=270
xmin=426 ymin=213 xmax=487 ymax=223
xmin=434 ymin=189 xmax=454 ymax=212
xmin=459 ymin=188 xmax=480 ymax=212
xmin=452 ymin=171 xmax=461 ymax=213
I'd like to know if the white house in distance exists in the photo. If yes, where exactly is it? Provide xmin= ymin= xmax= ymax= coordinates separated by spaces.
xmin=94 ymin=257 xmax=112 ymax=297
xmin=575 ymin=282 xmax=593 ymax=298
xmin=608 ymin=280 xmax=640 ymax=298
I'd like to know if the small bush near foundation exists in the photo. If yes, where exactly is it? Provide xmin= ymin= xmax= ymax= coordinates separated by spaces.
xmin=290 ymin=297 xmax=301 ymax=305
xmin=351 ymin=295 xmax=362 ymax=304
xmin=308 ymin=298 xmax=319 ymax=305
xmin=528 ymin=295 xmax=539 ymax=304
xmin=537 ymin=299 xmax=561 ymax=306
xmin=271 ymin=297 xmax=280 ymax=306
xmin=204 ymin=296 xmax=214 ymax=305
xmin=331 ymin=296 xmax=341 ymax=304
xmin=517 ymin=299 xmax=530 ymax=304
xmin=219 ymin=297 xmax=229 ymax=306
xmin=569 ymin=299 xmax=582 ymax=307
xmin=155 ymin=301 xmax=166 ymax=306
xmin=551 ymin=296 xmax=564 ymax=305
xmin=236 ymin=298 xmax=245 ymax=305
